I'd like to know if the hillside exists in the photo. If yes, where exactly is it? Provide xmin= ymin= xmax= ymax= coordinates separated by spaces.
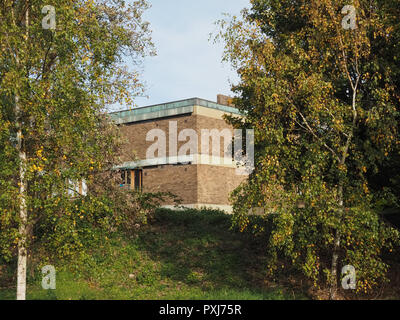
xmin=0 ymin=209 xmax=303 ymax=300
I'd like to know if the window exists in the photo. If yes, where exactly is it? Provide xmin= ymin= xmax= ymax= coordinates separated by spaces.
xmin=120 ymin=169 xmax=142 ymax=191
xmin=133 ymin=169 xmax=143 ymax=191
xmin=120 ymin=169 xmax=131 ymax=188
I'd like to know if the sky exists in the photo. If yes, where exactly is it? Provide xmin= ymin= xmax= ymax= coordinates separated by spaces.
xmin=131 ymin=0 xmax=250 ymax=108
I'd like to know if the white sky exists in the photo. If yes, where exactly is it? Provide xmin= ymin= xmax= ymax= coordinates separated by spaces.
xmin=131 ymin=0 xmax=250 ymax=108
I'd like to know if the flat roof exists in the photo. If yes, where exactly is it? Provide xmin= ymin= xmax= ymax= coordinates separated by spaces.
xmin=109 ymin=97 xmax=242 ymax=124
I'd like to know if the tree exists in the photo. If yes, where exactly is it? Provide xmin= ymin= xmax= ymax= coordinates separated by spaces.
xmin=0 ymin=0 xmax=154 ymax=299
xmin=366 ymin=0 xmax=400 ymax=216
xmin=217 ymin=0 xmax=400 ymax=298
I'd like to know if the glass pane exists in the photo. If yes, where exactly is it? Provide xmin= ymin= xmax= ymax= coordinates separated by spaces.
xmin=127 ymin=170 xmax=131 ymax=185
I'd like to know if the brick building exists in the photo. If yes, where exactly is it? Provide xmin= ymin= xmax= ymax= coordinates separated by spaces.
xmin=109 ymin=97 xmax=249 ymax=213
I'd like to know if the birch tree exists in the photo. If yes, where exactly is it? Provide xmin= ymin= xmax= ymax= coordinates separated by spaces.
xmin=0 ymin=0 xmax=154 ymax=300
xmin=217 ymin=0 xmax=400 ymax=299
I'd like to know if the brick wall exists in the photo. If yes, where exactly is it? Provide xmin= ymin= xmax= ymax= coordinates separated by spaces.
xmin=197 ymin=165 xmax=247 ymax=205
xmin=120 ymin=114 xmax=196 ymax=161
xmin=117 ymin=106 xmax=247 ymax=209
xmin=120 ymin=112 xmax=235 ymax=162
xmin=143 ymin=164 xmax=197 ymax=204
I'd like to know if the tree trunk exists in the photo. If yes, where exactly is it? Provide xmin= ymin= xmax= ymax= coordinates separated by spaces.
xmin=329 ymin=229 xmax=341 ymax=299
xmin=329 ymin=184 xmax=344 ymax=300
xmin=16 ymin=161 xmax=28 ymax=300
xmin=16 ymin=96 xmax=28 ymax=301
xmin=15 ymin=5 xmax=30 ymax=301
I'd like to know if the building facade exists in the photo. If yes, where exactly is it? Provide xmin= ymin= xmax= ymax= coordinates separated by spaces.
xmin=109 ymin=97 xmax=249 ymax=213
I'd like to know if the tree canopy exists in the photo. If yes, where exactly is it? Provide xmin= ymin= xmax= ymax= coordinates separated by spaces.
xmin=0 ymin=0 xmax=154 ymax=299
xmin=217 ymin=0 xmax=400 ymax=298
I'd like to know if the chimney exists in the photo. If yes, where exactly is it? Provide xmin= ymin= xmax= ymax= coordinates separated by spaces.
xmin=217 ymin=94 xmax=235 ymax=107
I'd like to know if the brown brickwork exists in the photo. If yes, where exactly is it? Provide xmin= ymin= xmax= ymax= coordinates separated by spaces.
xmin=120 ymin=113 xmax=233 ymax=162
xmin=142 ymin=164 xmax=197 ymax=204
xmin=120 ymin=114 xmax=196 ymax=161
xmin=217 ymin=94 xmax=235 ymax=107
xmin=116 ymin=102 xmax=248 ymax=211
xmin=197 ymin=165 xmax=247 ymax=205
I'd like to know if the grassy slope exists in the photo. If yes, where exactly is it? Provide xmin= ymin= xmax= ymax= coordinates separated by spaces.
xmin=0 ymin=208 xmax=305 ymax=300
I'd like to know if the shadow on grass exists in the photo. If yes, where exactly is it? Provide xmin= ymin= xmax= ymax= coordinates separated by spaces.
xmin=137 ymin=208 xmax=304 ymax=300
xmin=0 ymin=208 xmax=307 ymax=300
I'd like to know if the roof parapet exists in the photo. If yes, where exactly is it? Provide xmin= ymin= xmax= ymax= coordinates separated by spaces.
xmin=109 ymin=97 xmax=242 ymax=124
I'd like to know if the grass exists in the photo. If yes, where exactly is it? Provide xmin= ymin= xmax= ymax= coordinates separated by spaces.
xmin=0 ymin=208 xmax=305 ymax=300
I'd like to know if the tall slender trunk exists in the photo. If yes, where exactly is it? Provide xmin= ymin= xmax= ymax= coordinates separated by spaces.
xmin=329 ymin=183 xmax=343 ymax=300
xmin=330 ymin=230 xmax=341 ymax=299
xmin=16 ymin=6 xmax=29 ymax=301
xmin=329 ymin=130 xmax=349 ymax=299
xmin=16 ymin=117 xmax=28 ymax=300
xmin=329 ymin=83 xmax=358 ymax=299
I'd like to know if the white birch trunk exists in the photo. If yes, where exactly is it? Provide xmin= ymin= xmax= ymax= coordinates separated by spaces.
xmin=16 ymin=6 xmax=29 ymax=301
xmin=16 ymin=96 xmax=28 ymax=301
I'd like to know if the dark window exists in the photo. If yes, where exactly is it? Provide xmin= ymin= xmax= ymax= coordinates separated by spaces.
xmin=120 ymin=169 xmax=132 ymax=187
xmin=121 ymin=170 xmax=125 ymax=184
xmin=133 ymin=169 xmax=143 ymax=191
xmin=127 ymin=170 xmax=132 ymax=185
xmin=120 ymin=169 xmax=142 ymax=190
